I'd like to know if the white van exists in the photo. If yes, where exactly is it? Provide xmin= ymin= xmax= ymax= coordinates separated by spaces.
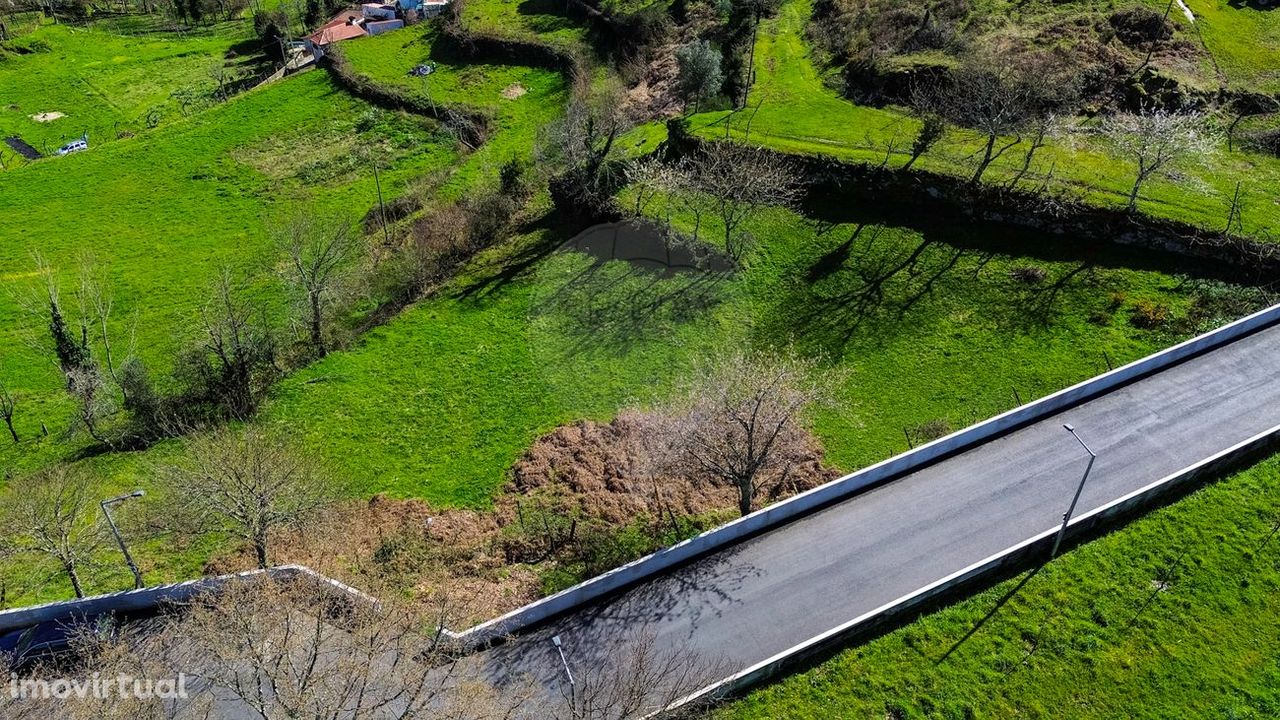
xmin=56 ymin=138 xmax=88 ymax=156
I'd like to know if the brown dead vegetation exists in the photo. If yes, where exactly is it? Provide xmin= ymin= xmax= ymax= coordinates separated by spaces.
xmin=206 ymin=409 xmax=836 ymax=624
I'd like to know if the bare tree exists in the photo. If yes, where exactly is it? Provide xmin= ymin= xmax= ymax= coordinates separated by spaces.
xmin=542 ymin=77 xmax=631 ymax=217
xmin=273 ymin=206 xmax=361 ymax=358
xmin=0 ymin=379 xmax=17 ymax=443
xmin=26 ymin=257 xmax=139 ymax=444
xmin=686 ymin=143 xmax=800 ymax=262
xmin=662 ymin=350 xmax=835 ymax=517
xmin=624 ymin=156 xmax=678 ymax=220
xmin=7 ymin=574 xmax=525 ymax=720
xmin=1100 ymin=109 xmax=1215 ymax=212
xmin=920 ymin=54 xmax=1066 ymax=186
xmin=1 ymin=465 xmax=105 ymax=599
xmin=208 ymin=61 xmax=234 ymax=103
xmin=176 ymin=270 xmax=279 ymax=420
xmin=141 ymin=576 xmax=526 ymax=720
xmin=160 ymin=428 xmax=339 ymax=569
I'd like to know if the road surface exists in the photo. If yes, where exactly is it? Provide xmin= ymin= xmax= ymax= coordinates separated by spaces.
xmin=471 ymin=318 xmax=1280 ymax=708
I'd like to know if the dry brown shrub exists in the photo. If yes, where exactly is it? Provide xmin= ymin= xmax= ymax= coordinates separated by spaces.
xmin=203 ymin=409 xmax=836 ymax=624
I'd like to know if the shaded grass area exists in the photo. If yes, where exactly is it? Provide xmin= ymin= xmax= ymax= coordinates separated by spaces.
xmin=719 ymin=453 xmax=1280 ymax=720
xmin=0 ymin=18 xmax=260 ymax=154
xmin=688 ymin=0 xmax=1280 ymax=236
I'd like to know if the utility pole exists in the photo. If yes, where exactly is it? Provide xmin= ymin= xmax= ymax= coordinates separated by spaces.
xmin=101 ymin=490 xmax=146 ymax=589
xmin=1052 ymin=424 xmax=1097 ymax=559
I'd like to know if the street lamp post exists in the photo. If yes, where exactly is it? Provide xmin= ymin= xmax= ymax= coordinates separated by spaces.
xmin=101 ymin=490 xmax=146 ymax=590
xmin=551 ymin=634 xmax=575 ymax=688
xmin=1051 ymin=424 xmax=1097 ymax=559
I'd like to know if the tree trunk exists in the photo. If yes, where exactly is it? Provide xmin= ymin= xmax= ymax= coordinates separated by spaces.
xmin=737 ymin=479 xmax=752 ymax=517
xmin=1127 ymin=177 xmax=1143 ymax=212
xmin=65 ymin=562 xmax=85 ymax=598
xmin=3 ymin=417 xmax=16 ymax=443
xmin=970 ymin=134 xmax=998 ymax=185
xmin=255 ymin=536 xmax=269 ymax=569
xmin=309 ymin=292 xmax=325 ymax=357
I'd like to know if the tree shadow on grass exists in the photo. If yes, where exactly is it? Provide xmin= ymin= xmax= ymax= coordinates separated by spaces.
xmin=453 ymin=211 xmax=580 ymax=300
xmin=529 ymin=223 xmax=733 ymax=357
xmin=757 ymin=184 xmax=1249 ymax=358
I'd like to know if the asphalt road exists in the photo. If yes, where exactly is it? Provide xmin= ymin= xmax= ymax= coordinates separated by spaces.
xmin=472 ymin=319 xmax=1280 ymax=708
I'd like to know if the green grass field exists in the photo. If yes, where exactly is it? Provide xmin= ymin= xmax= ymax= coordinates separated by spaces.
xmin=720 ymin=454 xmax=1280 ymax=719
xmin=1183 ymin=0 xmax=1280 ymax=95
xmin=0 ymin=17 xmax=262 ymax=155
xmin=687 ymin=0 xmax=1280 ymax=236
xmin=461 ymin=0 xmax=589 ymax=50
xmin=340 ymin=25 xmax=569 ymax=192
xmin=1 ymin=9 xmax=1276 ymax=668
xmin=0 ymin=67 xmax=459 ymax=476
xmin=254 ymin=193 xmax=1247 ymax=508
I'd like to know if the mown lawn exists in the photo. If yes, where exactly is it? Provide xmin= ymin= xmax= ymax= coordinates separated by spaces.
xmin=0 ymin=17 xmax=260 ymax=154
xmin=720 ymin=453 xmax=1280 ymax=720
xmin=688 ymin=0 xmax=1280 ymax=236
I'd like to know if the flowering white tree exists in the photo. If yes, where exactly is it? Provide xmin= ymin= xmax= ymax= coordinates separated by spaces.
xmin=1101 ymin=110 xmax=1216 ymax=212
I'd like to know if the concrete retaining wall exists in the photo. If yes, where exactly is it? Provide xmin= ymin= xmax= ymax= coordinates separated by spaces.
xmin=451 ymin=301 xmax=1280 ymax=648
xmin=657 ymin=422 xmax=1280 ymax=714
xmin=0 ymin=565 xmax=373 ymax=637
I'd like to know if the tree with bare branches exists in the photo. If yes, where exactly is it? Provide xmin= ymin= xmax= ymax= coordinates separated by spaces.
xmin=6 ymin=574 xmax=528 ymax=720
xmin=542 ymin=77 xmax=632 ymax=217
xmin=919 ymin=54 xmax=1066 ymax=186
xmin=1100 ymin=109 xmax=1216 ymax=212
xmin=660 ymin=350 xmax=836 ymax=517
xmin=175 ymin=270 xmax=279 ymax=420
xmin=160 ymin=429 xmax=339 ymax=569
xmin=685 ymin=143 xmax=800 ymax=262
xmin=1 ymin=465 xmax=105 ymax=599
xmin=149 ymin=576 xmax=523 ymax=720
xmin=272 ymin=206 xmax=361 ymax=358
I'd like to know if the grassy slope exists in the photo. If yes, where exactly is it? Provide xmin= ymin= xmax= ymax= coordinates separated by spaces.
xmin=339 ymin=25 xmax=569 ymax=192
xmin=0 ymin=18 xmax=256 ymax=154
xmin=0 ymin=68 xmax=459 ymax=474
xmin=462 ymin=0 xmax=589 ymax=49
xmin=687 ymin=0 xmax=1280 ymax=235
xmin=1184 ymin=0 xmax=1280 ymax=95
xmin=721 ymin=454 xmax=1280 ymax=720
xmin=257 ymin=193 xmax=1226 ymax=508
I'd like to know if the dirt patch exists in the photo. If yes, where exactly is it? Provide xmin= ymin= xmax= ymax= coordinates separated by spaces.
xmin=30 ymin=111 xmax=64 ymax=122
xmin=204 ymin=410 xmax=837 ymax=624
xmin=619 ymin=43 xmax=684 ymax=120
xmin=500 ymin=82 xmax=527 ymax=100
xmin=1109 ymin=7 xmax=1174 ymax=47
xmin=506 ymin=409 xmax=836 ymax=525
